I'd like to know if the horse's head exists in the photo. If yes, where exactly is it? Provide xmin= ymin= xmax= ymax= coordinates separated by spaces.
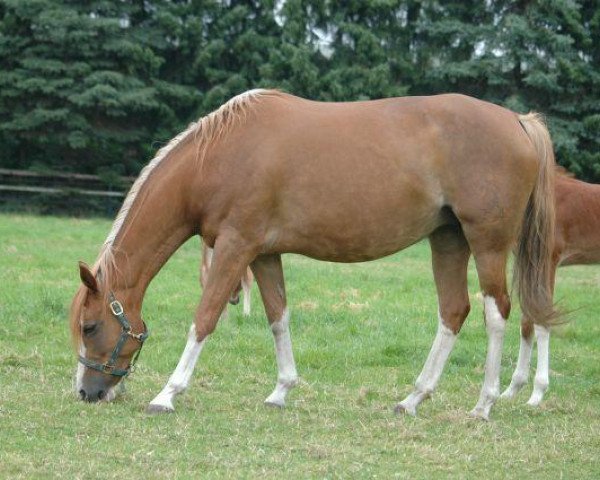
xmin=72 ymin=262 xmax=148 ymax=402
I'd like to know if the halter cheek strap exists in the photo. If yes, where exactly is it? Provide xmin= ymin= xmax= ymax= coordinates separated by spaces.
xmin=78 ymin=292 xmax=149 ymax=377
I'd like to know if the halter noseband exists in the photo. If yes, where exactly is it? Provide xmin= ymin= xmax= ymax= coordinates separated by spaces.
xmin=78 ymin=292 xmax=149 ymax=377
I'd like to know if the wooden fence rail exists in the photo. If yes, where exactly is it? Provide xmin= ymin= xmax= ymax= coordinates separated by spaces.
xmin=0 ymin=168 xmax=134 ymax=199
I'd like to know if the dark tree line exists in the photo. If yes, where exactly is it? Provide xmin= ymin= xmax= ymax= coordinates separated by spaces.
xmin=1 ymin=0 xmax=599 ymax=181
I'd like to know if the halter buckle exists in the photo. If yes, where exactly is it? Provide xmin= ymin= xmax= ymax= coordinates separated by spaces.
xmin=128 ymin=331 xmax=145 ymax=342
xmin=102 ymin=363 xmax=115 ymax=374
xmin=109 ymin=300 xmax=124 ymax=316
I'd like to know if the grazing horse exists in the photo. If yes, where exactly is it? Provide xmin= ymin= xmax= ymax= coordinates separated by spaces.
xmin=201 ymin=242 xmax=253 ymax=317
xmin=502 ymin=169 xmax=598 ymax=405
xmin=70 ymin=89 xmax=557 ymax=420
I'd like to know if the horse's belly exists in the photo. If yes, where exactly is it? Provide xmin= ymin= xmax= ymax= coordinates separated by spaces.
xmin=274 ymin=197 xmax=443 ymax=262
xmin=293 ymin=231 xmax=430 ymax=262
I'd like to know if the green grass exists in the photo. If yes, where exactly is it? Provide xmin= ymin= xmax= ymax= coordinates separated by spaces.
xmin=1 ymin=213 xmax=599 ymax=479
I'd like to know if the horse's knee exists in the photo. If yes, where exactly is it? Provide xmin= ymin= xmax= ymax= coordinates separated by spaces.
xmin=533 ymin=376 xmax=549 ymax=393
xmin=195 ymin=318 xmax=217 ymax=341
xmin=440 ymin=301 xmax=470 ymax=334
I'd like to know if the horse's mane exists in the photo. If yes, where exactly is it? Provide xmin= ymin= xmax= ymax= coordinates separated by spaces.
xmin=69 ymin=88 xmax=280 ymax=346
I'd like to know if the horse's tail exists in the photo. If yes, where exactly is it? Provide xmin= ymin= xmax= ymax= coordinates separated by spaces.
xmin=513 ymin=113 xmax=559 ymax=326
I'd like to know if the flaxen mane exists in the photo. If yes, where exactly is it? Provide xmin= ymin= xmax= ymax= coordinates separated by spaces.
xmin=70 ymin=89 xmax=279 ymax=344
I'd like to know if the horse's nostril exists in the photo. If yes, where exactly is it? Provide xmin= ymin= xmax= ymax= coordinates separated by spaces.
xmin=97 ymin=390 xmax=105 ymax=400
xmin=79 ymin=389 xmax=87 ymax=401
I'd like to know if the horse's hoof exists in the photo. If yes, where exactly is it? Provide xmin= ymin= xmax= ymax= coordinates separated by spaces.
xmin=146 ymin=403 xmax=175 ymax=415
xmin=499 ymin=389 xmax=515 ymax=400
xmin=264 ymin=398 xmax=285 ymax=408
xmin=394 ymin=402 xmax=416 ymax=416
xmin=467 ymin=408 xmax=489 ymax=421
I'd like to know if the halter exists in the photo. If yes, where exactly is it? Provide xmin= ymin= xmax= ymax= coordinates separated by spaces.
xmin=78 ymin=292 xmax=149 ymax=377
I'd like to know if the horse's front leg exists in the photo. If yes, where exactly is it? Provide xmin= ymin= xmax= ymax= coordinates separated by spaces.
xmin=251 ymin=254 xmax=298 ymax=407
xmin=147 ymin=324 xmax=206 ymax=413
xmin=147 ymin=234 xmax=254 ymax=414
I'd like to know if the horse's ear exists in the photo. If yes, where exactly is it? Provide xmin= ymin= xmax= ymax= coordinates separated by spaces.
xmin=78 ymin=261 xmax=98 ymax=293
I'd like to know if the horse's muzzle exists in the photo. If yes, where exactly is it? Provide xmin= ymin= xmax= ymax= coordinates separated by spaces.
xmin=79 ymin=387 xmax=105 ymax=402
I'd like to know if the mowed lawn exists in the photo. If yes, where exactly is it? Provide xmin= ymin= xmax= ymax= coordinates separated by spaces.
xmin=0 ymin=213 xmax=599 ymax=479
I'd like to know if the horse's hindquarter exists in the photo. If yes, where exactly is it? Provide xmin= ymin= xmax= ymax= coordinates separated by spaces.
xmin=208 ymin=93 xmax=538 ymax=261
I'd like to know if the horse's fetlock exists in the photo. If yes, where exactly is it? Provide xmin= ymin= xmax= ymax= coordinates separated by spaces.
xmin=534 ymin=378 xmax=549 ymax=392
xmin=169 ymin=382 xmax=187 ymax=395
xmin=482 ymin=387 xmax=500 ymax=402
xmin=278 ymin=374 xmax=298 ymax=388
xmin=414 ymin=381 xmax=434 ymax=397
xmin=512 ymin=373 xmax=528 ymax=388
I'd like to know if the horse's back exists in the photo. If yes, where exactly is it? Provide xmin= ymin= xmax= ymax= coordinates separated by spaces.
xmin=258 ymin=92 xmax=538 ymax=210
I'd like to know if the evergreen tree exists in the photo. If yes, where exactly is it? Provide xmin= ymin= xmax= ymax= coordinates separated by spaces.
xmin=0 ymin=0 xmax=598 ymax=183
xmin=0 ymin=0 xmax=196 ymax=175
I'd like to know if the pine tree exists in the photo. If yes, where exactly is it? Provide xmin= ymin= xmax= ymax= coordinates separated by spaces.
xmin=0 ymin=0 xmax=196 ymax=175
xmin=1 ymin=0 xmax=598 ymax=182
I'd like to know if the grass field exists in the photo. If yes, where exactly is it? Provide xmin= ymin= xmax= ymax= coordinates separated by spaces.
xmin=1 ymin=213 xmax=599 ymax=479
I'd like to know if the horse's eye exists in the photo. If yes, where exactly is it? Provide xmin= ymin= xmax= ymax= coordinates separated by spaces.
xmin=82 ymin=323 xmax=98 ymax=336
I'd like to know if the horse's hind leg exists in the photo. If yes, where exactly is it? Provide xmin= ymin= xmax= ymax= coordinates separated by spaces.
xmin=500 ymin=319 xmax=534 ymax=400
xmin=396 ymin=226 xmax=471 ymax=416
xmin=241 ymin=268 xmax=253 ymax=316
xmin=467 ymin=241 xmax=512 ymax=420
xmin=250 ymin=254 xmax=298 ymax=407
xmin=502 ymin=263 xmax=555 ymax=404
xmin=527 ymin=324 xmax=550 ymax=406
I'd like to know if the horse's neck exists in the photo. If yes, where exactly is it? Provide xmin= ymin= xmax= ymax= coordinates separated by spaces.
xmin=108 ymin=148 xmax=198 ymax=305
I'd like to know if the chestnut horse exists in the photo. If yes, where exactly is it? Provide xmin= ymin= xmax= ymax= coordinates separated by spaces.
xmin=71 ymin=89 xmax=557 ymax=420
xmin=502 ymin=169 xmax=598 ymax=405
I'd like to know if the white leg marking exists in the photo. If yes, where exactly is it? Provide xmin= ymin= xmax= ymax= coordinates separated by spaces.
xmin=500 ymin=326 xmax=533 ymax=399
xmin=527 ymin=325 xmax=550 ymax=406
xmin=242 ymin=277 xmax=251 ymax=316
xmin=148 ymin=325 xmax=205 ymax=413
xmin=264 ymin=308 xmax=298 ymax=407
xmin=396 ymin=312 xmax=457 ymax=416
xmin=469 ymin=296 xmax=506 ymax=420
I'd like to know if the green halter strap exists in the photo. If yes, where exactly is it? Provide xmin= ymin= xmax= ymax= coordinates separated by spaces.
xmin=78 ymin=292 xmax=149 ymax=377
